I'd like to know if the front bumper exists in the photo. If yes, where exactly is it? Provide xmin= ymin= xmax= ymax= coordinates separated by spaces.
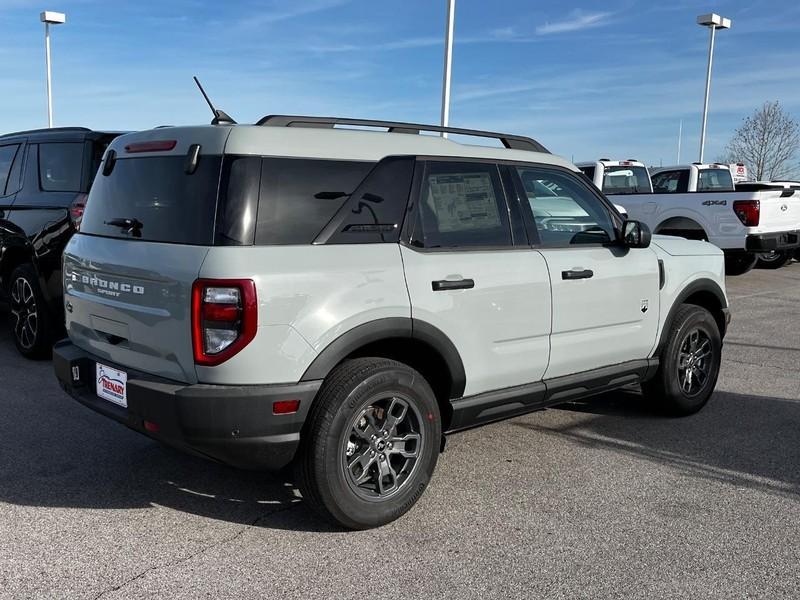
xmin=745 ymin=230 xmax=800 ymax=252
xmin=53 ymin=340 xmax=321 ymax=471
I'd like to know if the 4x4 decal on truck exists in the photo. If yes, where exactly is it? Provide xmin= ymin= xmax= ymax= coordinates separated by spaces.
xmin=701 ymin=199 xmax=727 ymax=206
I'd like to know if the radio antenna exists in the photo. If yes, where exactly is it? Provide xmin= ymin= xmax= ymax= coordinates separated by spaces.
xmin=193 ymin=76 xmax=236 ymax=125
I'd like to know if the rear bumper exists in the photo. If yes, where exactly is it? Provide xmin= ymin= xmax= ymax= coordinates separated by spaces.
xmin=53 ymin=340 xmax=321 ymax=471
xmin=745 ymin=230 xmax=800 ymax=252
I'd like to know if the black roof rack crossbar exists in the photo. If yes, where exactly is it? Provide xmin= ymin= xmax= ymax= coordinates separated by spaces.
xmin=256 ymin=115 xmax=549 ymax=153
xmin=0 ymin=126 xmax=92 ymax=139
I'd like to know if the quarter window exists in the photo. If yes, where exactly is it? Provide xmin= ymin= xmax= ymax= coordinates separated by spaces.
xmin=516 ymin=167 xmax=615 ymax=246
xmin=256 ymin=158 xmax=373 ymax=245
xmin=0 ymin=144 xmax=20 ymax=196
xmin=39 ymin=142 xmax=84 ymax=192
xmin=412 ymin=161 xmax=511 ymax=248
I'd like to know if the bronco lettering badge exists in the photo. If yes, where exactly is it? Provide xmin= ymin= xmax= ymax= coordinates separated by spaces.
xmin=70 ymin=272 xmax=145 ymax=298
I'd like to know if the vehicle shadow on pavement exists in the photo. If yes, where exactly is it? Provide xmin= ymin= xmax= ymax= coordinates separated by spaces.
xmin=0 ymin=327 xmax=341 ymax=533
xmin=523 ymin=389 xmax=800 ymax=500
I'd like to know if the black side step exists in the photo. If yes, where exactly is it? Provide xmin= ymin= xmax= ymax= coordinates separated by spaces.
xmin=447 ymin=358 xmax=658 ymax=432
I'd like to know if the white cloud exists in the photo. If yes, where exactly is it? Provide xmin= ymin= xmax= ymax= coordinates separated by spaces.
xmin=536 ymin=10 xmax=613 ymax=35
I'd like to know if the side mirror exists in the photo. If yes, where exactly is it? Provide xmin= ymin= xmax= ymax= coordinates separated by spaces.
xmin=621 ymin=219 xmax=651 ymax=248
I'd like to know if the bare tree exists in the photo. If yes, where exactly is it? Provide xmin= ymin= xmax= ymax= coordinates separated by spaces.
xmin=723 ymin=101 xmax=800 ymax=180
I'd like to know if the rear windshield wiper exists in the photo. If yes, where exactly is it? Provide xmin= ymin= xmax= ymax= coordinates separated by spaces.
xmin=105 ymin=217 xmax=143 ymax=237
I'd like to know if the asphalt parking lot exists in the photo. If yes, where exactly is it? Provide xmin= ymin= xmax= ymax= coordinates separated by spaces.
xmin=1 ymin=265 xmax=799 ymax=599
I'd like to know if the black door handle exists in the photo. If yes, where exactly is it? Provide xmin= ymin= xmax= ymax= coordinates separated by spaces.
xmin=432 ymin=278 xmax=475 ymax=291
xmin=562 ymin=269 xmax=594 ymax=280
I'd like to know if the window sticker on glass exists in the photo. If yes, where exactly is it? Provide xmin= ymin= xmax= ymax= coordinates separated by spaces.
xmin=427 ymin=173 xmax=501 ymax=233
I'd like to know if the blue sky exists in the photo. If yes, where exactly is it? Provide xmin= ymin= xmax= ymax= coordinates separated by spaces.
xmin=1 ymin=0 xmax=798 ymax=166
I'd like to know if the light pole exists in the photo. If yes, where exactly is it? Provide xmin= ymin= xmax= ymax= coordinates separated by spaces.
xmin=440 ymin=0 xmax=455 ymax=137
xmin=697 ymin=13 xmax=731 ymax=163
xmin=40 ymin=11 xmax=66 ymax=128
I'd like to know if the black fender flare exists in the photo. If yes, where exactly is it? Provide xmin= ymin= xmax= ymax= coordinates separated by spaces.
xmin=656 ymin=278 xmax=728 ymax=355
xmin=300 ymin=317 xmax=467 ymax=399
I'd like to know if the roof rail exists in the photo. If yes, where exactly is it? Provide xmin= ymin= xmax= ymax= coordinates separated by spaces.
xmin=256 ymin=115 xmax=549 ymax=153
xmin=0 ymin=126 xmax=92 ymax=139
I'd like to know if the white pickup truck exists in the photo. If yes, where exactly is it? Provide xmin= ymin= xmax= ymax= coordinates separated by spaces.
xmin=577 ymin=160 xmax=800 ymax=274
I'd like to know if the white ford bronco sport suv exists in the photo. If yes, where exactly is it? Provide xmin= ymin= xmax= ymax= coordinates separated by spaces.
xmin=54 ymin=116 xmax=730 ymax=529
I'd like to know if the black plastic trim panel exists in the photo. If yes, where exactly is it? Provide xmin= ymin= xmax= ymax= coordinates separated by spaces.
xmin=300 ymin=317 xmax=467 ymax=399
xmin=448 ymin=359 xmax=656 ymax=432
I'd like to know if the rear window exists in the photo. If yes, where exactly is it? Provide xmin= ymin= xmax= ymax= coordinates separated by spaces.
xmin=697 ymin=168 xmax=734 ymax=191
xmin=578 ymin=166 xmax=595 ymax=181
xmin=602 ymin=166 xmax=651 ymax=194
xmin=81 ymin=156 xmax=222 ymax=245
xmin=39 ymin=142 xmax=83 ymax=192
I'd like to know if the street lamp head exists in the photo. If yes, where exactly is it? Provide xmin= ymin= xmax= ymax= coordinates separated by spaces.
xmin=697 ymin=13 xmax=731 ymax=29
xmin=40 ymin=11 xmax=66 ymax=25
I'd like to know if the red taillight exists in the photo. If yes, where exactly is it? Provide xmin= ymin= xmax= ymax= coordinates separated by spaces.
xmin=124 ymin=140 xmax=177 ymax=154
xmin=143 ymin=420 xmax=160 ymax=433
xmin=272 ymin=400 xmax=301 ymax=415
xmin=69 ymin=193 xmax=89 ymax=230
xmin=191 ymin=279 xmax=258 ymax=366
xmin=733 ymin=200 xmax=760 ymax=227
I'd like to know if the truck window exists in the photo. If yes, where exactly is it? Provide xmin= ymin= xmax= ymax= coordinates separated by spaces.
xmin=652 ymin=170 xmax=689 ymax=193
xmin=697 ymin=168 xmax=734 ymax=191
xmin=602 ymin=166 xmax=651 ymax=194
xmin=578 ymin=166 xmax=595 ymax=181
xmin=39 ymin=142 xmax=84 ymax=192
xmin=0 ymin=144 xmax=20 ymax=196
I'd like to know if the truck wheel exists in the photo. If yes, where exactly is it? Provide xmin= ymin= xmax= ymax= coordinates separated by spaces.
xmin=724 ymin=253 xmax=757 ymax=276
xmin=296 ymin=357 xmax=441 ymax=529
xmin=755 ymin=251 xmax=792 ymax=269
xmin=7 ymin=264 xmax=52 ymax=359
xmin=643 ymin=304 xmax=721 ymax=416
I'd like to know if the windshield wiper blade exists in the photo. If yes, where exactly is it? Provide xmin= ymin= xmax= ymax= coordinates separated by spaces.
xmin=105 ymin=218 xmax=143 ymax=236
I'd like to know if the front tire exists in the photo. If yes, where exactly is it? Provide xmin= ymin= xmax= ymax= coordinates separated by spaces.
xmin=643 ymin=304 xmax=722 ymax=416
xmin=756 ymin=250 xmax=792 ymax=269
xmin=7 ymin=264 xmax=52 ymax=359
xmin=296 ymin=357 xmax=441 ymax=529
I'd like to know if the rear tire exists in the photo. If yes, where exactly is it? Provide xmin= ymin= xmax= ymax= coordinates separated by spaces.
xmin=643 ymin=304 xmax=721 ymax=416
xmin=724 ymin=252 xmax=757 ymax=276
xmin=7 ymin=264 xmax=52 ymax=359
xmin=296 ymin=357 xmax=441 ymax=530
xmin=756 ymin=250 xmax=792 ymax=269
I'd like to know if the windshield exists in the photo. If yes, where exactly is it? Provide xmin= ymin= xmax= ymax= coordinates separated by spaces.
xmin=697 ymin=168 xmax=734 ymax=191
xmin=602 ymin=166 xmax=651 ymax=194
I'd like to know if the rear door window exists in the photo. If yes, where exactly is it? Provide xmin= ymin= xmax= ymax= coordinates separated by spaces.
xmin=0 ymin=144 xmax=20 ymax=196
xmin=698 ymin=168 xmax=734 ymax=191
xmin=410 ymin=161 xmax=512 ymax=249
xmin=81 ymin=156 xmax=223 ymax=245
xmin=652 ymin=170 xmax=689 ymax=193
xmin=255 ymin=158 xmax=374 ymax=245
xmin=39 ymin=142 xmax=84 ymax=192
xmin=602 ymin=166 xmax=651 ymax=194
